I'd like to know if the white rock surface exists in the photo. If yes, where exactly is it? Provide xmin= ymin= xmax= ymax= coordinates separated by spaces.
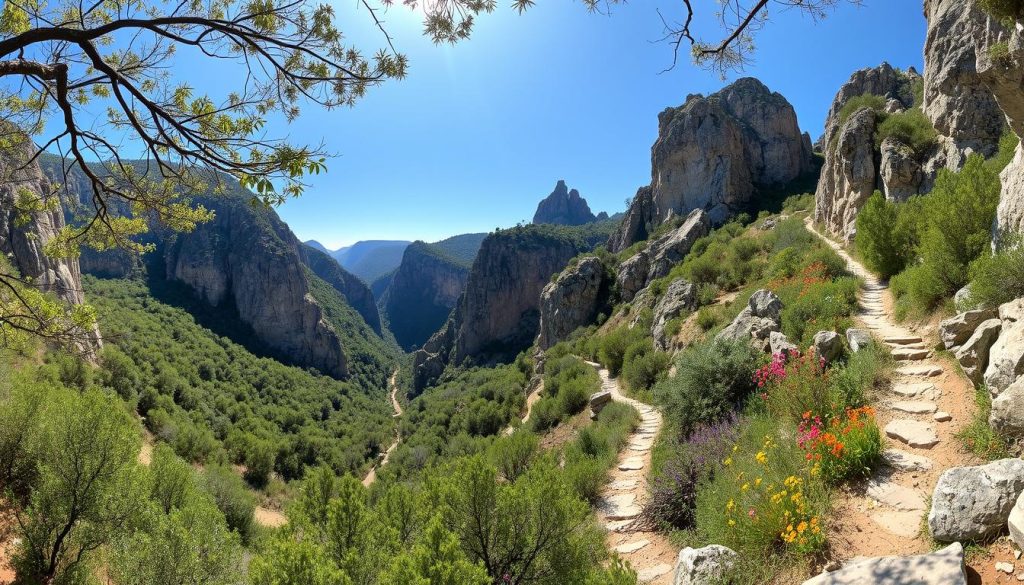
xmin=929 ymin=458 xmax=1024 ymax=542
xmin=802 ymin=543 xmax=966 ymax=585
xmin=673 ymin=545 xmax=737 ymax=585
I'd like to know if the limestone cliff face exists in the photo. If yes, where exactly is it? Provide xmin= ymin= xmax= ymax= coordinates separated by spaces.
xmin=0 ymin=138 xmax=101 ymax=351
xmin=413 ymin=226 xmax=583 ymax=390
xmin=816 ymin=108 xmax=883 ymax=240
xmin=300 ymin=245 xmax=381 ymax=335
xmin=536 ymin=256 xmax=611 ymax=350
xmin=382 ymin=241 xmax=469 ymax=351
xmin=532 ymin=180 xmax=597 ymax=226
xmin=610 ymin=78 xmax=811 ymax=252
xmin=819 ymin=63 xmax=917 ymax=148
xmin=163 ymin=195 xmax=349 ymax=378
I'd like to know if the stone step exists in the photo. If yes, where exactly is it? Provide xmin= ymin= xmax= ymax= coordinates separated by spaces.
xmin=637 ymin=564 xmax=673 ymax=583
xmin=614 ymin=539 xmax=650 ymax=554
xmin=890 ymin=383 xmax=940 ymax=400
xmin=882 ymin=448 xmax=933 ymax=472
xmin=889 ymin=400 xmax=938 ymax=415
xmin=885 ymin=419 xmax=940 ymax=449
xmin=603 ymin=494 xmax=641 ymax=520
xmin=606 ymin=519 xmax=633 ymax=532
xmin=866 ymin=479 xmax=927 ymax=512
xmin=869 ymin=510 xmax=923 ymax=539
xmin=609 ymin=479 xmax=638 ymax=490
xmin=884 ymin=335 xmax=924 ymax=344
xmin=892 ymin=347 xmax=931 ymax=361
xmin=618 ymin=457 xmax=645 ymax=471
xmin=896 ymin=365 xmax=943 ymax=378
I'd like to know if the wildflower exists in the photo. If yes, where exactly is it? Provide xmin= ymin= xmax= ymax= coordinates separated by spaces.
xmin=797 ymin=521 xmax=808 ymax=533
xmin=741 ymin=483 xmax=750 ymax=492
xmin=755 ymin=451 xmax=768 ymax=464
xmin=723 ymin=457 xmax=733 ymax=467
xmin=726 ymin=499 xmax=735 ymax=512
xmin=728 ymin=519 xmax=736 ymax=526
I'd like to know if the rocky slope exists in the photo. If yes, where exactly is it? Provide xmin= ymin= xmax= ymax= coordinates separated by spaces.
xmin=382 ymin=241 xmax=470 ymax=351
xmin=412 ymin=225 xmax=585 ymax=391
xmin=609 ymin=77 xmax=812 ymax=252
xmin=536 ymin=256 xmax=612 ymax=350
xmin=0 ymin=136 xmax=101 ymax=351
xmin=300 ymin=244 xmax=382 ymax=335
xmin=532 ymin=180 xmax=597 ymax=225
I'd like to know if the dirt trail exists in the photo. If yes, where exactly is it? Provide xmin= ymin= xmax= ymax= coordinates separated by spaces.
xmin=585 ymin=361 xmax=678 ymax=584
xmin=362 ymin=368 xmax=402 ymax=487
xmin=503 ymin=379 xmax=545 ymax=436
xmin=804 ymin=219 xmax=985 ymax=563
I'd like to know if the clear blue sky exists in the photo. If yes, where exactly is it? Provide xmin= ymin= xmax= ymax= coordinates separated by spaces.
xmin=52 ymin=1 xmax=929 ymax=249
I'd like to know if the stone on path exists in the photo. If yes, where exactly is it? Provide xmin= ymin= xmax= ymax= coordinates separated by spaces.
xmin=929 ymin=458 xmax=1024 ymax=542
xmin=801 ymin=543 xmax=966 ymax=585
xmin=606 ymin=519 xmax=633 ymax=532
xmin=882 ymin=448 xmax=934 ymax=472
xmin=890 ymin=400 xmax=937 ymax=414
xmin=609 ymin=479 xmax=637 ymax=490
xmin=637 ymin=564 xmax=673 ymax=583
xmin=891 ymin=383 xmax=940 ymax=400
xmin=885 ymin=419 xmax=940 ymax=448
xmin=892 ymin=347 xmax=931 ymax=361
xmin=897 ymin=364 xmax=943 ymax=377
xmin=885 ymin=334 xmax=924 ymax=344
xmin=619 ymin=457 xmax=645 ymax=471
xmin=870 ymin=511 xmax=923 ymax=538
xmin=934 ymin=411 xmax=952 ymax=422
xmin=603 ymin=493 xmax=641 ymax=521
xmin=614 ymin=539 xmax=650 ymax=554
xmin=866 ymin=478 xmax=927 ymax=511
xmin=673 ymin=545 xmax=737 ymax=585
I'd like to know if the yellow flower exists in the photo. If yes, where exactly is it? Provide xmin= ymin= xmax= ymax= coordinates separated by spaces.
xmin=726 ymin=499 xmax=735 ymax=511
xmin=797 ymin=521 xmax=808 ymax=534
xmin=755 ymin=451 xmax=768 ymax=464
xmin=723 ymin=457 xmax=733 ymax=467
xmin=755 ymin=477 xmax=762 ymax=487
xmin=741 ymin=483 xmax=750 ymax=492
xmin=732 ymin=445 xmax=738 ymax=453
xmin=728 ymin=519 xmax=736 ymax=526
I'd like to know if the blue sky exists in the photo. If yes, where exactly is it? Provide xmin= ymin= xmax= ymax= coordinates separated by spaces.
xmin=48 ymin=1 xmax=928 ymax=249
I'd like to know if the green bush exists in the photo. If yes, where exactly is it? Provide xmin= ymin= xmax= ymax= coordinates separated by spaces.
xmin=489 ymin=431 xmax=539 ymax=482
xmin=835 ymin=94 xmax=887 ymax=130
xmin=875 ymin=108 xmax=937 ymax=157
xmin=695 ymin=307 xmax=722 ymax=331
xmin=979 ymin=0 xmax=1024 ymax=20
xmin=969 ymin=235 xmax=1024 ymax=308
xmin=202 ymin=465 xmax=256 ymax=542
xmin=598 ymin=323 xmax=647 ymax=376
xmin=621 ymin=339 xmax=670 ymax=394
xmin=654 ymin=339 xmax=760 ymax=438
xmin=779 ymin=277 xmax=859 ymax=347
xmin=855 ymin=192 xmax=917 ymax=278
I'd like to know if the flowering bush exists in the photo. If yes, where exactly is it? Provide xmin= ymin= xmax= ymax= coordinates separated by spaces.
xmin=754 ymin=349 xmax=843 ymax=421
xmin=696 ymin=417 xmax=827 ymax=556
xmin=798 ymin=407 xmax=882 ymax=483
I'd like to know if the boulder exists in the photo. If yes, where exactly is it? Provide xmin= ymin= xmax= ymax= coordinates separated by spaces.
xmin=673 ymin=545 xmax=736 ymax=585
xmin=879 ymin=136 xmax=923 ymax=202
xmin=589 ymin=390 xmax=613 ymax=417
xmin=537 ymin=257 xmax=609 ymax=350
xmin=846 ymin=328 xmax=873 ymax=352
xmin=616 ymin=209 xmax=710 ymax=303
xmin=716 ymin=289 xmax=783 ymax=352
xmin=939 ymin=308 xmax=998 ymax=350
xmin=1009 ymin=490 xmax=1024 ymax=550
xmin=652 ymin=279 xmax=698 ymax=351
xmin=928 ymin=458 xmax=1024 ymax=542
xmin=984 ymin=298 xmax=1024 ymax=395
xmin=813 ymin=331 xmax=843 ymax=364
xmin=769 ymin=331 xmax=799 ymax=358
xmin=616 ymin=251 xmax=650 ymax=304
xmin=954 ymin=284 xmax=976 ymax=312
xmin=801 ymin=543 xmax=966 ymax=585
xmin=749 ymin=289 xmax=783 ymax=322
xmin=990 ymin=377 xmax=1024 ymax=436
xmin=954 ymin=318 xmax=1001 ymax=384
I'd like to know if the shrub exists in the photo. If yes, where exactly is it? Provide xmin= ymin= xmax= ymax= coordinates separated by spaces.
xmin=489 ymin=431 xmax=539 ymax=482
xmin=875 ymin=108 xmax=937 ymax=158
xmin=957 ymin=388 xmax=1010 ymax=460
xmin=782 ymin=193 xmax=814 ymax=213
xmin=778 ymin=276 xmax=859 ymax=347
xmin=654 ymin=339 xmax=760 ymax=438
xmin=621 ymin=340 xmax=670 ymax=394
xmin=598 ymin=324 xmax=646 ymax=376
xmin=855 ymin=192 xmax=916 ymax=278
xmin=244 ymin=439 xmax=276 ymax=488
xmin=797 ymin=407 xmax=882 ymax=483
xmin=979 ymin=0 xmax=1024 ymax=20
xmin=969 ymin=236 xmax=1024 ymax=308
xmin=835 ymin=94 xmax=887 ymax=131
xmin=529 ymin=397 xmax=561 ymax=432
xmin=695 ymin=307 xmax=722 ymax=331
xmin=203 ymin=465 xmax=256 ymax=542
xmin=828 ymin=343 xmax=891 ymax=409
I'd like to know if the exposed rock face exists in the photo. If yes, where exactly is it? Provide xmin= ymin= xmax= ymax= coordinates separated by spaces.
xmin=413 ymin=226 xmax=583 ymax=390
xmin=955 ymin=318 xmax=1002 ymax=384
xmin=923 ymin=0 xmax=1006 ymax=167
xmin=382 ymin=241 xmax=469 ymax=350
xmin=802 ymin=543 xmax=966 ymax=585
xmin=990 ymin=377 xmax=1024 ymax=436
xmin=716 ymin=289 xmax=783 ymax=352
xmin=996 ymin=145 xmax=1024 ymax=241
xmin=0 ymin=137 xmax=100 ymax=351
xmin=537 ymin=256 xmax=610 ymax=350
xmin=608 ymin=187 xmax=656 ymax=254
xmin=651 ymin=279 xmax=697 ymax=351
xmin=673 ymin=545 xmax=736 ymax=585
xmin=300 ymin=245 xmax=381 ymax=335
xmin=820 ymin=63 xmax=917 ymax=147
xmin=984 ymin=297 xmax=1024 ymax=395
xmin=814 ymin=107 xmax=880 ymax=241
xmin=929 ymin=458 xmax=1024 ymax=542
xmin=616 ymin=209 xmax=710 ymax=302
xmin=532 ymin=180 xmax=597 ymax=226
xmin=610 ymin=78 xmax=811 ymax=251
xmin=164 ymin=195 xmax=348 ymax=378
xmin=879 ymin=136 xmax=924 ymax=202
xmin=939 ymin=308 xmax=998 ymax=349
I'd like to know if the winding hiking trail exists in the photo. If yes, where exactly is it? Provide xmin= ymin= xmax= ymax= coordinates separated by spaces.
xmin=804 ymin=218 xmax=979 ymax=561
xmin=585 ymin=362 xmax=679 ymax=584
xmin=503 ymin=379 xmax=545 ymax=435
xmin=362 ymin=368 xmax=402 ymax=487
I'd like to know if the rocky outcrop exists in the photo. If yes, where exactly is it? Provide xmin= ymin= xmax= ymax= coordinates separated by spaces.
xmin=301 ymin=245 xmax=381 ymax=335
xmin=923 ymin=0 xmax=1006 ymax=168
xmin=651 ymin=279 xmax=697 ymax=351
xmin=819 ymin=63 xmax=917 ymax=148
xmin=616 ymin=209 xmax=710 ymax=302
xmin=608 ymin=187 xmax=656 ymax=254
xmin=879 ymin=136 xmax=924 ymax=202
xmin=815 ymin=107 xmax=881 ymax=241
xmin=939 ymin=308 xmax=999 ymax=349
xmin=532 ymin=180 xmax=597 ymax=226
xmin=955 ymin=318 xmax=1002 ymax=384
xmin=716 ymin=289 xmax=783 ymax=352
xmin=802 ymin=543 xmax=966 ymax=585
xmin=413 ymin=226 xmax=583 ymax=390
xmin=537 ymin=256 xmax=610 ymax=350
xmin=610 ymin=78 xmax=811 ymax=251
xmin=164 ymin=195 xmax=349 ymax=378
xmin=382 ymin=241 xmax=469 ymax=351
xmin=0 ymin=136 xmax=101 ymax=352
xmin=929 ymin=458 xmax=1024 ymax=542
xmin=984 ymin=297 xmax=1024 ymax=395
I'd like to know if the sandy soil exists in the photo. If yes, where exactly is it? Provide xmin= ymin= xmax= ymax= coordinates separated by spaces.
xmin=362 ymin=368 xmax=402 ymax=487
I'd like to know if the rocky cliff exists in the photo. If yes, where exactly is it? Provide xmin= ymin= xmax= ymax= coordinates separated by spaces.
xmin=382 ymin=241 xmax=470 ymax=351
xmin=536 ymin=256 xmax=611 ymax=350
xmin=413 ymin=225 xmax=585 ymax=390
xmin=300 ymin=244 xmax=382 ymax=335
xmin=609 ymin=78 xmax=812 ymax=252
xmin=532 ymin=180 xmax=597 ymax=225
xmin=0 ymin=137 xmax=101 ymax=352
